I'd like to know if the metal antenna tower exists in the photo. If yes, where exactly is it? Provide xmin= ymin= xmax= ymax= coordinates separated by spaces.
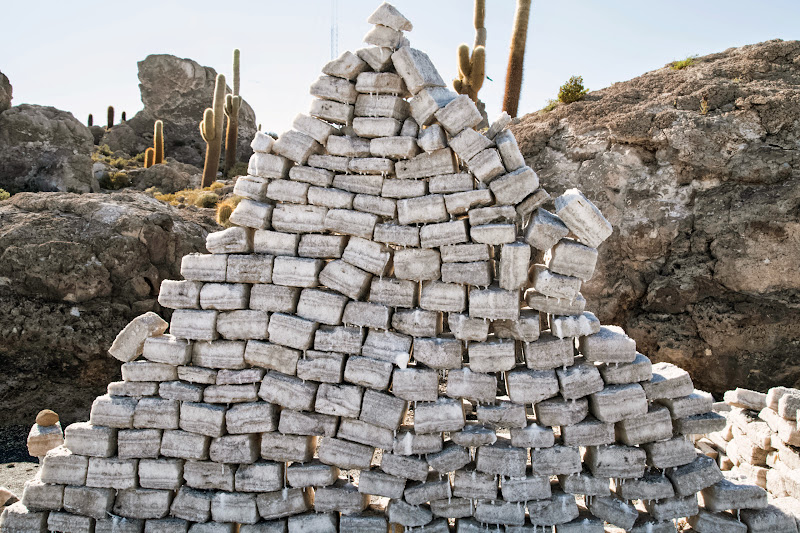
xmin=330 ymin=0 xmax=339 ymax=60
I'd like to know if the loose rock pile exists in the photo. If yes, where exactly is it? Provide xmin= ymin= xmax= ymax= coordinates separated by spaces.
xmin=2 ymin=3 xmax=796 ymax=532
xmin=696 ymin=387 xmax=800 ymax=529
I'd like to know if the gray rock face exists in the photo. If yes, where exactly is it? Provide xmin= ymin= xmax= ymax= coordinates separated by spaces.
xmin=132 ymin=159 xmax=201 ymax=193
xmin=0 ymin=105 xmax=96 ymax=193
xmin=0 ymin=70 xmax=11 ymax=112
xmin=101 ymin=122 xmax=143 ymax=154
xmin=513 ymin=39 xmax=800 ymax=394
xmin=0 ymin=192 xmax=216 ymax=428
xmin=126 ymin=54 xmax=257 ymax=167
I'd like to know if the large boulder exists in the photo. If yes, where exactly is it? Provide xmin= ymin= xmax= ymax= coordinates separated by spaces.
xmin=131 ymin=159 xmax=201 ymax=193
xmin=101 ymin=122 xmax=143 ymax=154
xmin=0 ymin=192 xmax=218 ymax=428
xmin=125 ymin=54 xmax=257 ymax=167
xmin=0 ymin=105 xmax=97 ymax=193
xmin=0 ymin=70 xmax=11 ymax=112
xmin=513 ymin=39 xmax=800 ymax=394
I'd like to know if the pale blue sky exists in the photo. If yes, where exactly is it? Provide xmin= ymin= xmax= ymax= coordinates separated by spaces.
xmin=2 ymin=1 xmax=797 ymax=135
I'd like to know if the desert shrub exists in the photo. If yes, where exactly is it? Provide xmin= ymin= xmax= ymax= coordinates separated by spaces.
xmin=194 ymin=192 xmax=219 ymax=208
xmin=97 ymin=144 xmax=113 ymax=156
xmin=99 ymin=171 xmax=131 ymax=190
xmin=153 ymin=182 xmax=226 ymax=207
xmin=558 ymin=76 xmax=589 ymax=104
xmin=133 ymin=152 xmax=146 ymax=162
xmin=670 ymin=55 xmax=697 ymax=70
xmin=0 ymin=189 xmax=10 ymax=201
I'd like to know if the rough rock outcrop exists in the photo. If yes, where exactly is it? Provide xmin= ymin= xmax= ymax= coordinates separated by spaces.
xmin=0 ymin=192 xmax=217 ymax=428
xmin=124 ymin=54 xmax=257 ymax=167
xmin=100 ymin=121 xmax=141 ymax=153
xmin=513 ymin=39 xmax=800 ymax=395
xmin=0 ymin=105 xmax=97 ymax=193
xmin=0 ymin=70 xmax=11 ymax=112
xmin=131 ymin=158 xmax=201 ymax=193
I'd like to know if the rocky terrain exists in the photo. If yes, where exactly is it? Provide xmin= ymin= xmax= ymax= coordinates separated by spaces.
xmin=513 ymin=38 xmax=800 ymax=395
xmin=0 ymin=192 xmax=217 ymax=431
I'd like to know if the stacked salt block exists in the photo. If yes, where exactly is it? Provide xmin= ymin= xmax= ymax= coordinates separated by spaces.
xmin=0 ymin=3 xmax=758 ymax=532
xmin=27 ymin=410 xmax=64 ymax=462
xmin=695 ymin=387 xmax=800 ymax=531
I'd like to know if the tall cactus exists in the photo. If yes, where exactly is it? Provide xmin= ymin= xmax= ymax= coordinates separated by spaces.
xmin=87 ymin=114 xmax=93 ymax=127
xmin=107 ymin=106 xmax=115 ymax=129
xmin=201 ymin=73 xmax=226 ymax=188
xmin=453 ymin=0 xmax=486 ymax=103
xmin=502 ymin=0 xmax=532 ymax=118
xmin=223 ymin=49 xmax=242 ymax=177
xmin=121 ymin=111 xmax=126 ymax=122
xmin=144 ymin=148 xmax=155 ymax=169
xmin=153 ymin=120 xmax=165 ymax=165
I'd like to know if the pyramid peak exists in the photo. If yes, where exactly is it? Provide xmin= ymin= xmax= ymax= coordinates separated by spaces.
xmin=367 ymin=2 xmax=413 ymax=32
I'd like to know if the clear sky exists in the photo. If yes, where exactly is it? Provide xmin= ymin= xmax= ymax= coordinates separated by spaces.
xmin=2 ymin=1 xmax=797 ymax=135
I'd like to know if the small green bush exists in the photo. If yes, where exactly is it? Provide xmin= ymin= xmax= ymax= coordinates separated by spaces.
xmin=99 ymin=172 xmax=131 ymax=190
xmin=558 ymin=76 xmax=589 ymax=104
xmin=0 ymin=189 xmax=10 ymax=201
xmin=670 ymin=55 xmax=697 ymax=70
xmin=97 ymin=144 xmax=113 ymax=156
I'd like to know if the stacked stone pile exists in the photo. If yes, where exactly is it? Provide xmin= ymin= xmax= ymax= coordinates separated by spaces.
xmin=2 ymin=3 xmax=793 ymax=532
xmin=694 ymin=387 xmax=800 ymax=529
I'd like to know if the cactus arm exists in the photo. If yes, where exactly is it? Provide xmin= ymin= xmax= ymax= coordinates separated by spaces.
xmin=232 ymin=49 xmax=240 ymax=96
xmin=200 ymin=108 xmax=215 ymax=142
xmin=457 ymin=44 xmax=472 ymax=80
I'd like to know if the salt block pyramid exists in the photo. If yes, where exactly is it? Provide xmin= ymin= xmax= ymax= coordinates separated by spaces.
xmin=4 ymin=3 xmax=782 ymax=533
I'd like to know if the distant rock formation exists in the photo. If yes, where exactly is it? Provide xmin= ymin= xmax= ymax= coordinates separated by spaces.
xmin=109 ymin=54 xmax=257 ymax=168
xmin=0 ymin=104 xmax=96 ymax=193
xmin=0 ymin=192 xmax=217 ymax=427
xmin=513 ymin=39 xmax=800 ymax=394
xmin=0 ymin=70 xmax=11 ymax=112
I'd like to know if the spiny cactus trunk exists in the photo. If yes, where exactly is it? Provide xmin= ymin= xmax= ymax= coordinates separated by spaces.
xmin=121 ymin=111 xmax=126 ymax=122
xmin=224 ymin=115 xmax=239 ymax=177
xmin=87 ymin=114 xmax=93 ymax=127
xmin=224 ymin=49 xmax=241 ymax=177
xmin=201 ymin=74 xmax=226 ymax=188
xmin=502 ymin=0 xmax=531 ymax=118
xmin=144 ymin=148 xmax=155 ymax=169
xmin=107 ymin=106 xmax=114 ymax=129
xmin=154 ymin=120 xmax=165 ymax=165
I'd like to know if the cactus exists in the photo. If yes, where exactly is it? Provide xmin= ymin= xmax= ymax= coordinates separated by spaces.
xmin=201 ymin=73 xmax=226 ymax=188
xmin=144 ymin=148 xmax=155 ymax=169
xmin=121 ymin=111 xmax=126 ymax=122
xmin=154 ymin=120 xmax=165 ymax=165
xmin=454 ymin=0 xmax=486 ymax=103
xmin=223 ymin=49 xmax=242 ymax=177
xmin=107 ymin=106 xmax=114 ymax=129
xmin=502 ymin=0 xmax=531 ymax=118
xmin=88 ymin=114 xmax=93 ymax=127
